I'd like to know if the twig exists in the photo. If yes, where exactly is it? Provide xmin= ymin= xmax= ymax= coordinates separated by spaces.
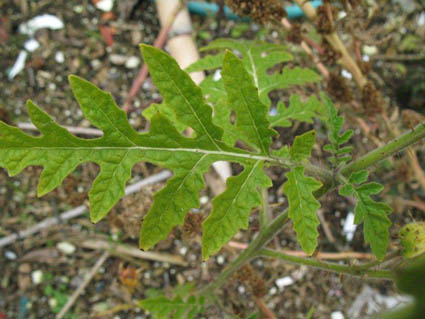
xmin=122 ymin=2 xmax=183 ymax=112
xmin=255 ymin=298 xmax=276 ymax=319
xmin=227 ymin=241 xmax=374 ymax=260
xmin=80 ymin=239 xmax=188 ymax=266
xmin=56 ymin=251 xmax=110 ymax=319
xmin=0 ymin=170 xmax=172 ymax=248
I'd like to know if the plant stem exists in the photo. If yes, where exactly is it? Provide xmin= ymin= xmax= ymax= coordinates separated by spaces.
xmin=339 ymin=122 xmax=425 ymax=177
xmin=258 ymin=249 xmax=394 ymax=280
xmin=201 ymin=211 xmax=289 ymax=295
xmin=259 ymin=188 xmax=271 ymax=230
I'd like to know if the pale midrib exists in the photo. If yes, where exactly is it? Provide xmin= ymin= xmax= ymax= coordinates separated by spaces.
xmin=3 ymin=145 xmax=279 ymax=164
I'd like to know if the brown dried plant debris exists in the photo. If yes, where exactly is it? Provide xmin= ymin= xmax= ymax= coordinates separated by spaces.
xmin=402 ymin=109 xmax=425 ymax=130
xmin=225 ymin=0 xmax=287 ymax=24
xmin=357 ymin=59 xmax=372 ymax=75
xmin=321 ymin=39 xmax=341 ymax=65
xmin=361 ymin=81 xmax=383 ymax=116
xmin=316 ymin=4 xmax=338 ymax=34
xmin=182 ymin=212 xmax=203 ymax=240
xmin=326 ymin=72 xmax=353 ymax=103
xmin=234 ymin=265 xmax=267 ymax=298
xmin=286 ymin=23 xmax=303 ymax=44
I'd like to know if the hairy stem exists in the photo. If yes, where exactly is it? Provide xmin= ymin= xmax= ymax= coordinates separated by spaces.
xmin=339 ymin=122 xmax=425 ymax=177
xmin=259 ymin=188 xmax=271 ymax=230
xmin=258 ymin=249 xmax=394 ymax=280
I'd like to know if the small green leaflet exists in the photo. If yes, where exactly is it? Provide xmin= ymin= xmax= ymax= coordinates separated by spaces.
xmin=339 ymin=170 xmax=392 ymax=260
xmin=269 ymin=95 xmax=324 ymax=128
xmin=192 ymin=38 xmax=321 ymax=105
xmin=139 ymin=284 xmax=205 ymax=319
xmin=321 ymin=93 xmax=353 ymax=166
xmin=283 ymin=132 xmax=322 ymax=255
xmin=283 ymin=167 xmax=322 ymax=255
xmin=222 ymin=51 xmax=276 ymax=155
xmin=202 ymin=161 xmax=272 ymax=259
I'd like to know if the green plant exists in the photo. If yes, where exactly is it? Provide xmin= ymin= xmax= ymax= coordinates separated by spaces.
xmin=2 ymin=40 xmax=425 ymax=317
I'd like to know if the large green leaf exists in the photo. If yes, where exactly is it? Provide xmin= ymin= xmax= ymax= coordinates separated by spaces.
xmin=202 ymin=161 xmax=272 ymax=259
xmin=283 ymin=167 xmax=322 ymax=255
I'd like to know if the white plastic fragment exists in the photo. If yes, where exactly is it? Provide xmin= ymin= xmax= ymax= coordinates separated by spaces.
xmin=275 ymin=276 xmax=294 ymax=290
xmin=55 ymin=51 xmax=65 ymax=64
xmin=24 ymin=38 xmax=40 ymax=52
xmin=57 ymin=241 xmax=76 ymax=255
xmin=8 ymin=50 xmax=28 ymax=80
xmin=19 ymin=14 xmax=64 ymax=35
xmin=32 ymin=270 xmax=43 ymax=285
xmin=95 ymin=0 xmax=114 ymax=12
xmin=342 ymin=212 xmax=357 ymax=242
xmin=331 ymin=311 xmax=344 ymax=319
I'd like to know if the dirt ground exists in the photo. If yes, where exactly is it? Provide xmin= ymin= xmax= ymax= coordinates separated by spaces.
xmin=1 ymin=0 xmax=425 ymax=318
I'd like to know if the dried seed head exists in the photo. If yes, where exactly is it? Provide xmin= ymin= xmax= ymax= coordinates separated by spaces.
xmin=315 ymin=5 xmax=337 ymax=34
xmin=402 ymin=109 xmax=425 ymax=130
xmin=234 ymin=265 xmax=267 ymax=298
xmin=358 ymin=60 xmax=371 ymax=75
xmin=225 ymin=0 xmax=287 ymax=24
xmin=286 ymin=23 xmax=303 ymax=44
xmin=361 ymin=81 xmax=383 ymax=116
xmin=326 ymin=72 xmax=353 ymax=103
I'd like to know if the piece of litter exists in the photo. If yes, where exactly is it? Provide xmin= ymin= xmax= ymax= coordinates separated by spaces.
xmin=55 ymin=51 xmax=65 ymax=64
xmin=31 ymin=270 xmax=43 ymax=285
xmin=57 ymin=242 xmax=76 ymax=255
xmin=342 ymin=212 xmax=357 ymax=242
xmin=24 ymin=39 xmax=40 ymax=52
xmin=125 ymin=56 xmax=140 ymax=69
xmin=95 ymin=0 xmax=114 ymax=12
xmin=8 ymin=50 xmax=28 ymax=80
xmin=19 ymin=14 xmax=64 ymax=36
xmin=275 ymin=276 xmax=294 ymax=289
xmin=331 ymin=311 xmax=344 ymax=319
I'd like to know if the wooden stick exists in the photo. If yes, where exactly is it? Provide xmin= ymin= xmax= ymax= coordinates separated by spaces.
xmin=122 ymin=2 xmax=184 ymax=112
xmin=56 ymin=251 xmax=110 ymax=319
xmin=80 ymin=239 xmax=188 ymax=266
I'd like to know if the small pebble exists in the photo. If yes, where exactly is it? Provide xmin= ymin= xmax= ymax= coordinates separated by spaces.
xmin=5 ymin=250 xmax=17 ymax=260
xmin=331 ymin=311 xmax=344 ymax=319
xmin=55 ymin=51 xmax=65 ymax=63
xmin=269 ymin=287 xmax=277 ymax=295
xmin=48 ymin=298 xmax=57 ymax=309
xmin=216 ymin=255 xmax=225 ymax=265
xmin=56 ymin=242 xmax=76 ymax=255
xmin=31 ymin=270 xmax=43 ymax=285
xmin=95 ymin=0 xmax=114 ymax=12
xmin=341 ymin=70 xmax=352 ymax=80
xmin=24 ymin=39 xmax=40 ymax=52
xmin=200 ymin=196 xmax=208 ymax=205
xmin=125 ymin=56 xmax=140 ymax=69
xmin=179 ymin=247 xmax=188 ymax=256
xmin=238 ymin=285 xmax=246 ymax=294
xmin=109 ymin=54 xmax=127 ymax=65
